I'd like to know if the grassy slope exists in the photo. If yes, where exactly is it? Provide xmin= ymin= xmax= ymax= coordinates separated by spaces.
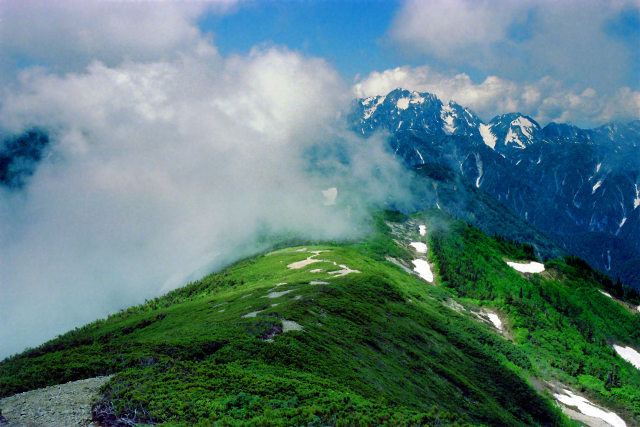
xmin=0 ymin=217 xmax=567 ymax=426
xmin=424 ymin=214 xmax=640 ymax=424
xmin=3 ymin=210 xmax=638 ymax=425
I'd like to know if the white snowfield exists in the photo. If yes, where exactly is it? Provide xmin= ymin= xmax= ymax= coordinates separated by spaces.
xmin=618 ymin=217 xmax=627 ymax=228
xmin=287 ymin=248 xmax=359 ymax=278
xmin=412 ymin=259 xmax=433 ymax=282
xmin=287 ymin=258 xmax=322 ymax=269
xmin=328 ymin=264 xmax=360 ymax=277
xmin=600 ymin=290 xmax=613 ymax=299
xmin=506 ymin=261 xmax=545 ymax=273
xmin=397 ymin=97 xmax=410 ymax=110
xmin=441 ymin=104 xmax=456 ymax=134
xmin=592 ymin=179 xmax=603 ymax=194
xmin=287 ymin=249 xmax=330 ymax=269
xmin=511 ymin=117 xmax=536 ymax=139
xmin=362 ymin=95 xmax=385 ymax=119
xmin=554 ymin=389 xmax=627 ymax=427
xmin=419 ymin=225 xmax=426 ymax=236
xmin=479 ymin=123 xmax=496 ymax=149
xmin=505 ymin=128 xmax=526 ymax=149
xmin=613 ymin=345 xmax=640 ymax=369
xmin=486 ymin=313 xmax=503 ymax=331
xmin=410 ymin=242 xmax=427 ymax=253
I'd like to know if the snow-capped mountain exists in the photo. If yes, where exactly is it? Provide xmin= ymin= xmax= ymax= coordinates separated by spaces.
xmin=352 ymin=89 xmax=640 ymax=287
xmin=356 ymin=89 xmax=445 ymax=135
xmin=484 ymin=113 xmax=542 ymax=153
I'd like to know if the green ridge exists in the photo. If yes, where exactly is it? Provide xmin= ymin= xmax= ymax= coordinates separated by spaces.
xmin=2 ymin=210 xmax=639 ymax=425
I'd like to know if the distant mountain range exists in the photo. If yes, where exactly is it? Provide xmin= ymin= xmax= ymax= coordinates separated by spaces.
xmin=2 ymin=90 xmax=638 ymax=287
xmin=352 ymin=88 xmax=640 ymax=287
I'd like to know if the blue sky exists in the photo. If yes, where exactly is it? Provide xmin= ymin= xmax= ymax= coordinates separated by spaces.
xmin=197 ymin=0 xmax=639 ymax=92
xmin=198 ymin=0 xmax=404 ymax=81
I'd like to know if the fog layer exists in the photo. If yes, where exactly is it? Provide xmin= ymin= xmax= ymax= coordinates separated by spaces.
xmin=0 ymin=42 xmax=410 ymax=358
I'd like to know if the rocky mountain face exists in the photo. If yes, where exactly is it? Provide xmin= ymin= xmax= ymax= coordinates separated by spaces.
xmin=353 ymin=89 xmax=640 ymax=287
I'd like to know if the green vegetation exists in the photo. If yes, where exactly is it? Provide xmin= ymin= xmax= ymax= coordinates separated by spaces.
xmin=426 ymin=216 xmax=640 ymax=424
xmin=2 ymin=209 xmax=639 ymax=425
xmin=2 ymin=227 xmax=567 ymax=426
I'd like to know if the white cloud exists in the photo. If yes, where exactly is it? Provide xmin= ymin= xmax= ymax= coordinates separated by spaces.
xmin=0 ymin=42 xmax=411 ymax=359
xmin=0 ymin=0 xmax=240 ymax=75
xmin=353 ymin=65 xmax=640 ymax=126
xmin=391 ymin=0 xmax=513 ymax=60
xmin=390 ymin=0 xmax=640 ymax=93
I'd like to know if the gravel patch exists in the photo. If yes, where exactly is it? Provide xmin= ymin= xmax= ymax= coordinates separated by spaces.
xmin=0 ymin=376 xmax=112 ymax=427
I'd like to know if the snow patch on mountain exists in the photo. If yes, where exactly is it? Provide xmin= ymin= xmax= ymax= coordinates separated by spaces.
xmin=505 ymin=128 xmax=526 ymax=149
xmin=412 ymin=259 xmax=433 ymax=282
xmin=441 ymin=104 xmax=456 ymax=134
xmin=486 ymin=313 xmax=503 ymax=331
xmin=362 ymin=96 xmax=385 ymax=119
xmin=554 ymin=389 xmax=627 ymax=427
xmin=397 ymin=97 xmax=410 ymax=110
xmin=634 ymin=184 xmax=640 ymax=209
xmin=328 ymin=264 xmax=360 ymax=277
xmin=507 ymin=261 xmax=545 ymax=273
xmin=503 ymin=116 xmax=539 ymax=149
xmin=475 ymin=153 xmax=483 ymax=188
xmin=600 ymin=290 xmax=613 ymax=299
xmin=613 ymin=345 xmax=640 ymax=370
xmin=592 ymin=179 xmax=603 ymax=194
xmin=479 ymin=124 xmax=496 ymax=149
xmin=410 ymin=242 xmax=427 ymax=253
xmin=512 ymin=117 xmax=536 ymax=139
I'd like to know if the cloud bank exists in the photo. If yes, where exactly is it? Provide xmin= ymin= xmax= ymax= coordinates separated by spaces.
xmin=382 ymin=0 xmax=640 ymax=126
xmin=390 ymin=0 xmax=640 ymax=92
xmin=0 ymin=0 xmax=242 ymax=76
xmin=0 ymin=3 xmax=410 ymax=359
xmin=354 ymin=65 xmax=640 ymax=126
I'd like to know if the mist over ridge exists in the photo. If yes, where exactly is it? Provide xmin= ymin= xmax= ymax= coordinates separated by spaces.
xmin=0 ymin=43 xmax=413 ymax=359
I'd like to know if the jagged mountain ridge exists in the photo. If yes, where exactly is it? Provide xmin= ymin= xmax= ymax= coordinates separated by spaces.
xmin=353 ymin=89 xmax=640 ymax=287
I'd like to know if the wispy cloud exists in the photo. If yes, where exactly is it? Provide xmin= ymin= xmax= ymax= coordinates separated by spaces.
xmin=389 ymin=0 xmax=640 ymax=93
xmin=0 ymin=3 xmax=411 ymax=358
